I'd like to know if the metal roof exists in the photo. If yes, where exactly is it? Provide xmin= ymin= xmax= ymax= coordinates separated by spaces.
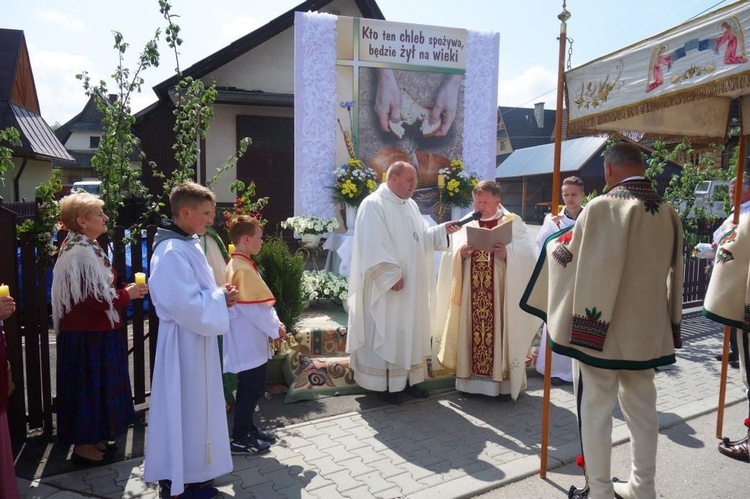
xmin=12 ymin=103 xmax=74 ymax=162
xmin=495 ymin=136 xmax=607 ymax=179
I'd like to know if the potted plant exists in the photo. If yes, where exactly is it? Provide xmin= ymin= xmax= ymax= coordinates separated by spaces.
xmin=302 ymin=270 xmax=349 ymax=310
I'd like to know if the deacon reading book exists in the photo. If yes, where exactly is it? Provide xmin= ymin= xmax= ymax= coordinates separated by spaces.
xmin=466 ymin=218 xmax=513 ymax=252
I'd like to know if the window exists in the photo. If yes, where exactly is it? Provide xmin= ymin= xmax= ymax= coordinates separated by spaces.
xmin=90 ymin=136 xmax=100 ymax=148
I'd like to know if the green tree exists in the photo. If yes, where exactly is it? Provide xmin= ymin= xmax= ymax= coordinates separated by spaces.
xmin=0 ymin=126 xmax=21 ymax=187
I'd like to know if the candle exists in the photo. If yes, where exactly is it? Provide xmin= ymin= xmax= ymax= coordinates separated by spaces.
xmin=228 ymin=243 xmax=236 ymax=253
xmin=382 ymin=172 xmax=388 ymax=183
xmin=134 ymin=272 xmax=146 ymax=285
xmin=0 ymin=284 xmax=8 ymax=298
xmin=437 ymin=174 xmax=445 ymax=188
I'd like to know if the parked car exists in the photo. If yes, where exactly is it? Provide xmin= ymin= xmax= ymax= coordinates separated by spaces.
xmin=71 ymin=180 xmax=102 ymax=196
xmin=678 ymin=180 xmax=729 ymax=218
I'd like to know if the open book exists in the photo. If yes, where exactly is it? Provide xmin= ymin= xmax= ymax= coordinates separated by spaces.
xmin=466 ymin=218 xmax=513 ymax=252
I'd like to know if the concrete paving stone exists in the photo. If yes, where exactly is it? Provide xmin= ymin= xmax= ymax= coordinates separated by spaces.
xmin=256 ymin=456 xmax=292 ymax=474
xmin=308 ymin=483 xmax=347 ymax=499
xmin=417 ymin=472 xmax=446 ymax=487
xmin=327 ymin=446 xmax=359 ymax=464
xmin=41 ymin=492 xmax=94 ymax=499
xmin=262 ymin=467 xmax=308 ymax=491
xmin=300 ymin=471 xmax=334 ymax=492
xmin=340 ymin=485 xmax=374 ymax=498
xmin=230 ymin=455 xmax=265 ymax=472
xmin=331 ymin=415 xmax=366 ymax=431
xmin=245 ymin=481 xmax=285 ymax=498
xmin=281 ymin=433 xmax=319 ymax=449
xmin=80 ymin=473 xmax=122 ymax=496
xmin=109 ymin=459 xmax=145 ymax=486
xmin=387 ymin=470 xmax=429 ymax=496
xmin=296 ymin=442 xmax=334 ymax=462
xmin=308 ymin=455 xmax=341 ymax=475
xmin=370 ymin=486 xmax=405 ymax=498
xmin=16 ymin=479 xmax=67 ymax=499
xmin=406 ymin=450 xmax=450 ymax=469
xmin=352 ymin=470 xmax=397 ymax=495
xmin=267 ymin=443 xmax=303 ymax=461
xmin=80 ymin=465 xmax=118 ymax=482
xmin=323 ymin=468 xmax=361 ymax=492
xmin=306 ymin=433 xmax=340 ymax=450
xmin=120 ymin=473 xmax=159 ymax=499
xmin=331 ymin=434 xmax=372 ymax=451
xmin=374 ymin=448 xmax=407 ymax=466
xmin=275 ymin=484 xmax=317 ymax=499
xmin=397 ymin=460 xmax=436 ymax=481
xmin=43 ymin=472 xmax=94 ymax=495
xmin=336 ymin=456 xmax=375 ymax=477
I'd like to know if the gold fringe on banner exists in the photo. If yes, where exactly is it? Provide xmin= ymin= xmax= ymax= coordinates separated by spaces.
xmin=568 ymin=71 xmax=750 ymax=138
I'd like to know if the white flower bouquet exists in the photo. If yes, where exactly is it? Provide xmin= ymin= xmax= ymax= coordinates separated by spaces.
xmin=302 ymin=270 xmax=349 ymax=302
xmin=281 ymin=215 xmax=339 ymax=236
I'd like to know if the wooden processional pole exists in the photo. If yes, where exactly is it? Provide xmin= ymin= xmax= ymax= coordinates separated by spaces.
xmin=716 ymin=133 xmax=746 ymax=438
xmin=540 ymin=0 xmax=570 ymax=479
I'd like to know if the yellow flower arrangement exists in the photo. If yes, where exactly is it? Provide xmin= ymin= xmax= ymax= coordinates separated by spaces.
xmin=332 ymin=158 xmax=378 ymax=207
xmin=438 ymin=159 xmax=480 ymax=208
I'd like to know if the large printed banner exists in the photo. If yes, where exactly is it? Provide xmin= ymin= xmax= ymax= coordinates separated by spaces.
xmin=294 ymin=12 xmax=499 ymax=218
xmin=566 ymin=1 xmax=750 ymax=139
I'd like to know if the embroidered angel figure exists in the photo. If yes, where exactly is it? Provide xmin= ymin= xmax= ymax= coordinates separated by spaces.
xmin=646 ymin=45 xmax=672 ymax=93
xmin=715 ymin=17 xmax=748 ymax=65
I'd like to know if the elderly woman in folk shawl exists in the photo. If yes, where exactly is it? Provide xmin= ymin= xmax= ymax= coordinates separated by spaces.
xmin=52 ymin=192 xmax=148 ymax=466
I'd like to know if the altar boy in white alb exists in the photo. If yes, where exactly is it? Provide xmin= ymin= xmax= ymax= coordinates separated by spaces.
xmin=521 ymin=143 xmax=682 ymax=499
xmin=144 ymin=182 xmax=239 ymax=499
xmin=346 ymin=162 xmax=460 ymax=403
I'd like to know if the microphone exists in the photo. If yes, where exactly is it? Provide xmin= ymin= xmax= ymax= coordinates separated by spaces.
xmin=454 ymin=211 xmax=482 ymax=227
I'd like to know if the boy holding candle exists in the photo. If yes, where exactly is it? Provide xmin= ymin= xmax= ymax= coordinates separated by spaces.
xmin=223 ymin=215 xmax=287 ymax=454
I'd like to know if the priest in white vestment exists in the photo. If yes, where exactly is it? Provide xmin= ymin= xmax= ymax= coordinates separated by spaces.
xmin=346 ymin=161 xmax=460 ymax=401
xmin=435 ymin=180 xmax=539 ymax=400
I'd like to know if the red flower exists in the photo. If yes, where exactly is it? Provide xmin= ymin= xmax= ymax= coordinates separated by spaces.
xmin=558 ymin=232 xmax=573 ymax=244
xmin=744 ymin=417 xmax=750 ymax=428
xmin=576 ymin=454 xmax=585 ymax=468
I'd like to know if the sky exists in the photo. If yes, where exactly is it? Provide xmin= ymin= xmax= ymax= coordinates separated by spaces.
xmin=4 ymin=0 xmax=734 ymax=126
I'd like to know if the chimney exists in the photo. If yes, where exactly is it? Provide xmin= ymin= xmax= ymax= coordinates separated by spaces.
xmin=534 ymin=102 xmax=545 ymax=128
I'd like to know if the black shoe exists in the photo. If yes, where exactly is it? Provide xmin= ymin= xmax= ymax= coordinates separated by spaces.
xmin=730 ymin=360 xmax=740 ymax=369
xmin=567 ymin=484 xmax=588 ymax=498
xmin=249 ymin=427 xmax=277 ymax=445
xmin=377 ymin=391 xmax=401 ymax=405
xmin=715 ymin=353 xmax=739 ymax=362
xmin=405 ymin=384 xmax=429 ymax=399
xmin=718 ymin=435 xmax=750 ymax=463
xmin=230 ymin=436 xmax=271 ymax=455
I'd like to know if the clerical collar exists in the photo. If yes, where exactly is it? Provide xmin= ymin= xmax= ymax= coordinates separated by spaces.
xmin=479 ymin=209 xmax=503 ymax=222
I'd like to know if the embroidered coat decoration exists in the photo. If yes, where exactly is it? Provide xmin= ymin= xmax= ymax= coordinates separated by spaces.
xmin=521 ymin=180 xmax=683 ymax=369
xmin=703 ymin=213 xmax=750 ymax=329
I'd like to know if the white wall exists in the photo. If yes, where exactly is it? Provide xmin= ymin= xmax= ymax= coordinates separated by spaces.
xmin=65 ymin=131 xmax=101 ymax=150
xmin=0 ymin=158 xmax=54 ymax=201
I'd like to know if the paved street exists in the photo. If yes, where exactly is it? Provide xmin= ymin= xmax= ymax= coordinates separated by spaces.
xmin=14 ymin=309 xmax=749 ymax=498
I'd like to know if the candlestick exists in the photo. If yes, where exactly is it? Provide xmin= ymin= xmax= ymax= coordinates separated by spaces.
xmin=228 ymin=244 xmax=236 ymax=253
xmin=437 ymin=174 xmax=445 ymax=188
xmin=134 ymin=272 xmax=146 ymax=285
xmin=0 ymin=284 xmax=8 ymax=298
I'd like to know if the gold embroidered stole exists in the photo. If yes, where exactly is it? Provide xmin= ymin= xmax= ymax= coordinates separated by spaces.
xmin=470 ymin=218 xmax=498 ymax=376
